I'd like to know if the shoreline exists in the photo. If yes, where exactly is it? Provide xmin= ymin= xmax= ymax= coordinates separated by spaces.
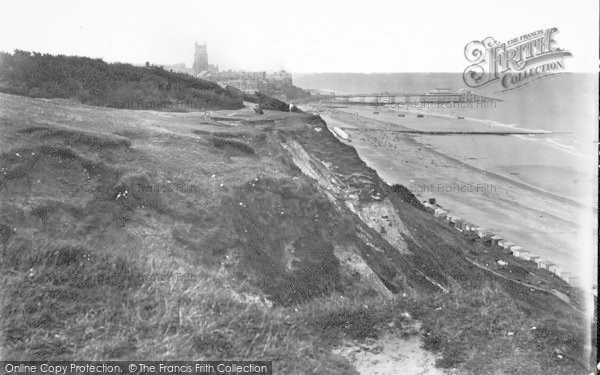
xmin=398 ymin=132 xmax=588 ymax=209
xmin=310 ymin=105 xmax=596 ymax=285
xmin=326 ymin=106 xmax=594 ymax=207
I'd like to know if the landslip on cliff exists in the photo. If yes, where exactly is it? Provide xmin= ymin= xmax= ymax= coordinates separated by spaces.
xmin=0 ymin=92 xmax=592 ymax=374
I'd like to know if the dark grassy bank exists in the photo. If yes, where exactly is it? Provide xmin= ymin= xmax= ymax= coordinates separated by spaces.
xmin=0 ymin=50 xmax=244 ymax=110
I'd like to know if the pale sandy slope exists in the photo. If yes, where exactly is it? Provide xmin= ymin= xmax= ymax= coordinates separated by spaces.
xmin=333 ymin=323 xmax=449 ymax=375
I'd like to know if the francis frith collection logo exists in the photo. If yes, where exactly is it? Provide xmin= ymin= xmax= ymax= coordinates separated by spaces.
xmin=463 ymin=27 xmax=572 ymax=90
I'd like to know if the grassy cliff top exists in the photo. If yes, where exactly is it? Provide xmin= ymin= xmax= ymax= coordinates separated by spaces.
xmin=0 ymin=50 xmax=244 ymax=110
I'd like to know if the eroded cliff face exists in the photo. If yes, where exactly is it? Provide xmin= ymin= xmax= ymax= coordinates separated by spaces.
xmin=262 ymin=115 xmax=476 ymax=302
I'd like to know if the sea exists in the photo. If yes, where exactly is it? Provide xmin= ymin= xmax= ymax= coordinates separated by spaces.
xmin=294 ymin=72 xmax=598 ymax=206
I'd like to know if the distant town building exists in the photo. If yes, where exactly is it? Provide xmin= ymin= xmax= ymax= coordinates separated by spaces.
xmin=157 ymin=43 xmax=309 ymax=99
xmin=161 ymin=62 xmax=193 ymax=75
xmin=193 ymin=42 xmax=209 ymax=75
xmin=267 ymin=69 xmax=293 ymax=89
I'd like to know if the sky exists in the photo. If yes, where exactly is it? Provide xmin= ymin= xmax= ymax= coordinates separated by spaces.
xmin=0 ymin=0 xmax=598 ymax=73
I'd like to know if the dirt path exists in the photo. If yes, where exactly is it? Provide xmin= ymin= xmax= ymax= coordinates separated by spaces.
xmin=333 ymin=323 xmax=449 ymax=375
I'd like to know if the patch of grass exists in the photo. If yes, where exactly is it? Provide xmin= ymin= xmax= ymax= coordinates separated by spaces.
xmin=0 ymin=237 xmax=359 ymax=373
xmin=18 ymin=126 xmax=132 ymax=150
xmin=298 ymin=292 xmax=415 ymax=343
xmin=211 ymin=136 xmax=255 ymax=155
xmin=114 ymin=172 xmax=169 ymax=214
xmin=1 ymin=244 xmax=142 ymax=359
xmin=417 ymin=282 xmax=589 ymax=374
xmin=0 ymin=144 xmax=115 ymax=181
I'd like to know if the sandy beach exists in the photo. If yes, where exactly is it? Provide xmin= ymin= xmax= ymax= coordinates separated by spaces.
xmin=308 ymin=104 xmax=597 ymax=286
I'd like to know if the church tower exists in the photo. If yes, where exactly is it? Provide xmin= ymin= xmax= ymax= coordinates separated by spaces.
xmin=193 ymin=42 xmax=209 ymax=75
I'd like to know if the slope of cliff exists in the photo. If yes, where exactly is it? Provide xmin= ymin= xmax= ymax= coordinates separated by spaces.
xmin=0 ymin=93 xmax=592 ymax=374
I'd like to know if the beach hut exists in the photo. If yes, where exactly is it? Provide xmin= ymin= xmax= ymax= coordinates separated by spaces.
xmin=454 ymin=219 xmax=466 ymax=232
xmin=530 ymin=256 xmax=542 ymax=265
xmin=538 ymin=260 xmax=555 ymax=270
xmin=434 ymin=208 xmax=447 ymax=218
xmin=465 ymin=233 xmax=479 ymax=243
xmin=477 ymin=230 xmax=493 ymax=244
xmin=544 ymin=262 xmax=556 ymax=271
xmin=512 ymin=248 xmax=528 ymax=259
xmin=500 ymin=244 xmax=515 ymax=255
xmin=481 ymin=234 xmax=493 ymax=246
xmin=491 ymin=235 xmax=503 ymax=247
xmin=463 ymin=222 xmax=476 ymax=233
xmin=554 ymin=267 xmax=565 ymax=277
xmin=557 ymin=270 xmax=573 ymax=283
xmin=567 ymin=276 xmax=580 ymax=287
xmin=548 ymin=264 xmax=558 ymax=273
xmin=445 ymin=215 xmax=458 ymax=227
xmin=558 ymin=271 xmax=571 ymax=279
xmin=472 ymin=227 xmax=486 ymax=237
xmin=477 ymin=230 xmax=490 ymax=239
xmin=501 ymin=241 xmax=515 ymax=250
xmin=422 ymin=202 xmax=436 ymax=214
